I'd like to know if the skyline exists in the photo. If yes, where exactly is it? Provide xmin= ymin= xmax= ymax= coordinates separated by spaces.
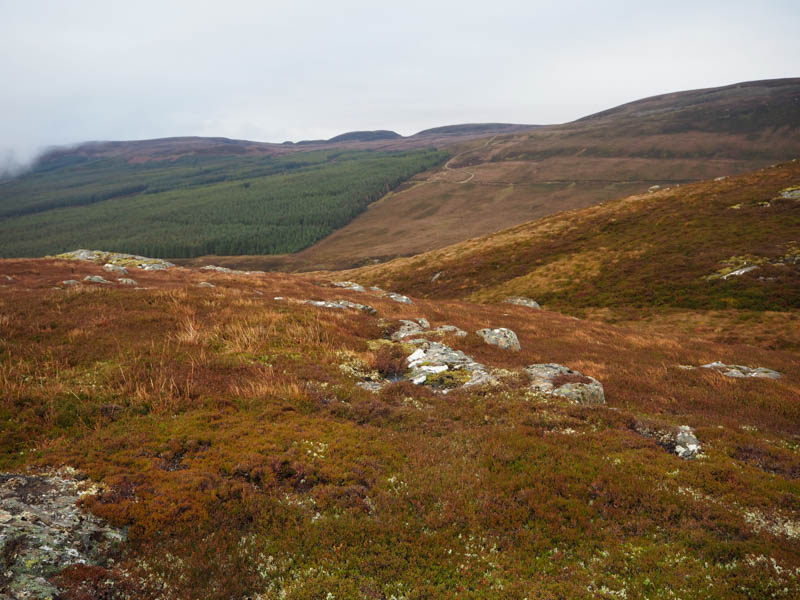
xmin=2 ymin=0 xmax=799 ymax=173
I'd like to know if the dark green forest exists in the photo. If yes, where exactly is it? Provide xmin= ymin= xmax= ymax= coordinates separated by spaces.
xmin=0 ymin=148 xmax=447 ymax=258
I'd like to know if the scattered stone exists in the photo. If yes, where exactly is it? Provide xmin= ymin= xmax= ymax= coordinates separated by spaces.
xmin=197 ymin=282 xmax=215 ymax=288
xmin=332 ymin=281 xmax=366 ymax=292
xmin=357 ymin=381 xmax=385 ymax=393
xmin=392 ymin=319 xmax=428 ymax=340
xmin=304 ymin=300 xmax=376 ymax=315
xmin=526 ymin=364 xmax=605 ymax=405
xmin=0 ymin=472 xmax=126 ymax=599
xmin=83 ymin=275 xmax=111 ymax=284
xmin=476 ymin=327 xmax=521 ymax=351
xmin=274 ymin=296 xmax=284 ymax=301
xmin=431 ymin=271 xmax=442 ymax=283
xmin=61 ymin=280 xmax=80 ymax=286
xmin=117 ymin=278 xmax=138 ymax=286
xmin=417 ymin=318 xmax=430 ymax=329
xmin=433 ymin=324 xmax=467 ymax=337
xmin=103 ymin=263 xmax=127 ymax=274
xmin=714 ymin=176 xmax=727 ymax=181
xmin=633 ymin=422 xmax=702 ymax=460
xmin=648 ymin=185 xmax=661 ymax=193
xmin=3 ymin=275 xmax=14 ymax=281
xmin=387 ymin=292 xmax=412 ymax=304
xmin=701 ymin=361 xmax=781 ymax=379
xmin=504 ymin=296 xmax=541 ymax=310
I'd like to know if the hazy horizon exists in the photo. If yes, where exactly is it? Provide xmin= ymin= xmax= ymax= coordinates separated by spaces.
xmin=2 ymin=0 xmax=799 ymax=173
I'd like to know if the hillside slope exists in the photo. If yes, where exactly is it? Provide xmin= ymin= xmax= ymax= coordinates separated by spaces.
xmin=246 ymin=78 xmax=800 ymax=271
xmin=347 ymin=161 xmax=800 ymax=315
xmin=0 ymin=256 xmax=798 ymax=597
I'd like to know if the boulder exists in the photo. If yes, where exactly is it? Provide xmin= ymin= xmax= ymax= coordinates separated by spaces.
xmin=198 ymin=281 xmax=215 ymax=288
xmin=61 ymin=280 xmax=80 ymax=286
xmin=406 ymin=340 xmax=495 ymax=388
xmin=504 ymin=296 xmax=541 ymax=310
xmin=476 ymin=327 xmax=521 ymax=351
xmin=633 ymin=422 xmax=702 ymax=460
xmin=526 ymin=364 xmax=605 ymax=405
xmin=387 ymin=292 xmax=412 ymax=304
xmin=117 ymin=278 xmax=138 ymax=285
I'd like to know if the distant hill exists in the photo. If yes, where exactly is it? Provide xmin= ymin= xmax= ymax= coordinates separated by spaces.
xmin=346 ymin=161 xmax=800 ymax=314
xmin=240 ymin=78 xmax=799 ymax=271
xmin=414 ymin=123 xmax=539 ymax=136
xmin=328 ymin=130 xmax=402 ymax=142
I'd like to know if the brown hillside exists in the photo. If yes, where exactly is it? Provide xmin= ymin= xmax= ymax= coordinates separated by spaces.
xmin=184 ymin=79 xmax=799 ymax=272
xmin=345 ymin=160 xmax=800 ymax=319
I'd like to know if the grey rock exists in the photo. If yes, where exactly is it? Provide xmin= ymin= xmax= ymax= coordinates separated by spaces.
xmin=526 ymin=364 xmax=605 ymax=405
xmin=701 ymin=361 xmax=781 ymax=379
xmin=433 ymin=324 xmax=467 ymax=337
xmin=197 ymin=281 xmax=215 ymax=288
xmin=417 ymin=318 xmax=430 ymax=329
xmin=117 ymin=278 xmax=138 ymax=286
xmin=779 ymin=187 xmax=800 ymax=200
xmin=357 ymin=381 xmax=385 ymax=393
xmin=387 ymin=292 xmax=412 ymax=304
xmin=103 ymin=263 xmax=128 ymax=274
xmin=721 ymin=265 xmax=759 ymax=280
xmin=305 ymin=299 xmax=376 ymax=315
xmin=61 ymin=280 xmax=80 ymax=286
xmin=56 ymin=249 xmax=175 ymax=270
xmin=139 ymin=263 xmax=168 ymax=271
xmin=504 ymin=296 xmax=542 ymax=310
xmin=674 ymin=426 xmax=702 ymax=459
xmin=83 ymin=275 xmax=110 ymax=284
xmin=392 ymin=319 xmax=428 ymax=340
xmin=431 ymin=271 xmax=442 ymax=283
xmin=0 ymin=472 xmax=126 ymax=599
xmin=476 ymin=327 xmax=521 ymax=351
xmin=332 ymin=281 xmax=366 ymax=293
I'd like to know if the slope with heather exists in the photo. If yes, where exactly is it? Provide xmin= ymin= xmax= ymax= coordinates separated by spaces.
xmin=0 ymin=256 xmax=799 ymax=598
xmin=347 ymin=161 xmax=800 ymax=317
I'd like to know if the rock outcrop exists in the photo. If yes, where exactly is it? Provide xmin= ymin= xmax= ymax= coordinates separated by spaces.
xmin=0 ymin=472 xmax=125 ymax=599
xmin=526 ymin=364 xmax=605 ymax=405
xmin=83 ymin=275 xmax=110 ymax=284
xmin=304 ymin=300 xmax=376 ymax=315
xmin=504 ymin=297 xmax=541 ymax=310
xmin=633 ymin=422 xmax=702 ymax=460
xmin=405 ymin=340 xmax=496 ymax=388
xmin=55 ymin=249 xmax=175 ymax=270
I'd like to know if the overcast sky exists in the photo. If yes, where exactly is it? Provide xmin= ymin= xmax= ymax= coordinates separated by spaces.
xmin=1 ymin=0 xmax=798 ymax=171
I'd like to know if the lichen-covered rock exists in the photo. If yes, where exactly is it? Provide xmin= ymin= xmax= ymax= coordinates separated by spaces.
xmin=433 ymin=324 xmax=467 ymax=337
xmin=526 ymin=364 xmax=605 ymax=405
xmin=476 ymin=328 xmax=520 ymax=351
xmin=387 ymin=293 xmax=412 ymax=304
xmin=117 ymin=278 xmax=138 ymax=286
xmin=674 ymin=426 xmax=702 ymax=459
xmin=504 ymin=297 xmax=541 ymax=310
xmin=406 ymin=340 xmax=496 ymax=388
xmin=83 ymin=275 xmax=110 ymax=284
xmin=305 ymin=299 xmax=376 ymax=315
xmin=701 ymin=361 xmax=781 ymax=379
xmin=778 ymin=186 xmax=800 ymax=200
xmin=61 ymin=280 xmax=80 ymax=286
xmin=0 ymin=472 xmax=126 ymax=599
xmin=102 ymin=263 xmax=127 ymax=274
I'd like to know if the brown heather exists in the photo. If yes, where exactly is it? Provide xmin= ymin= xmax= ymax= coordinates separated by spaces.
xmin=1 ymin=238 xmax=799 ymax=598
